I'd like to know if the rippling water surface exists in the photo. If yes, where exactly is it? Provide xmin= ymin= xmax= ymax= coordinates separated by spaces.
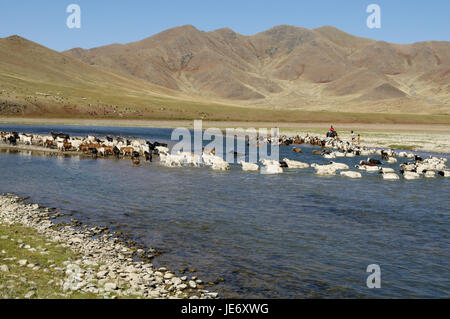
xmin=0 ymin=124 xmax=449 ymax=298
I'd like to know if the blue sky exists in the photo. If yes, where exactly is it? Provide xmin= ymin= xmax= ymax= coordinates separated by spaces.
xmin=0 ymin=0 xmax=449 ymax=51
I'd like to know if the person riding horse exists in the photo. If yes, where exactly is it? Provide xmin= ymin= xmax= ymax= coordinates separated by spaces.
xmin=326 ymin=125 xmax=338 ymax=138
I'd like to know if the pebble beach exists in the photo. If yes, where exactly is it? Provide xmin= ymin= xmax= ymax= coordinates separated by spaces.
xmin=0 ymin=194 xmax=218 ymax=299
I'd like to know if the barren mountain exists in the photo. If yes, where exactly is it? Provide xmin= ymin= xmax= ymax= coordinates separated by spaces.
xmin=0 ymin=35 xmax=236 ymax=118
xmin=64 ymin=25 xmax=450 ymax=114
xmin=1 ymin=25 xmax=449 ymax=122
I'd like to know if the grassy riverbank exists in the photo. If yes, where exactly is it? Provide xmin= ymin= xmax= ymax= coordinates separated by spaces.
xmin=0 ymin=195 xmax=218 ymax=300
xmin=0 ymin=224 xmax=101 ymax=299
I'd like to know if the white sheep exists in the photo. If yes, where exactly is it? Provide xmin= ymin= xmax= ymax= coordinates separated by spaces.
xmin=240 ymin=161 xmax=259 ymax=171
xmin=402 ymin=171 xmax=420 ymax=180
xmin=364 ymin=165 xmax=380 ymax=172
xmin=340 ymin=171 xmax=362 ymax=179
xmin=311 ymin=163 xmax=337 ymax=175
xmin=345 ymin=152 xmax=355 ymax=158
xmin=386 ymin=157 xmax=398 ymax=163
xmin=438 ymin=170 xmax=450 ymax=177
xmin=328 ymin=162 xmax=349 ymax=170
xmin=155 ymin=146 xmax=169 ymax=154
xmin=282 ymin=159 xmax=309 ymax=169
xmin=382 ymin=173 xmax=400 ymax=180
xmin=260 ymin=165 xmax=283 ymax=174
xmin=424 ymin=171 xmax=436 ymax=178
xmin=260 ymin=159 xmax=283 ymax=174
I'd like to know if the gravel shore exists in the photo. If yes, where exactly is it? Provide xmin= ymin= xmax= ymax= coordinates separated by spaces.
xmin=0 ymin=194 xmax=218 ymax=299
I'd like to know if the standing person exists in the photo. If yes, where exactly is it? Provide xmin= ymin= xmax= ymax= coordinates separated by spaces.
xmin=351 ymin=130 xmax=356 ymax=145
xmin=357 ymin=134 xmax=361 ymax=145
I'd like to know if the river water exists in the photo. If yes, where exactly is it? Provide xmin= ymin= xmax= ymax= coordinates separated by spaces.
xmin=0 ymin=124 xmax=449 ymax=298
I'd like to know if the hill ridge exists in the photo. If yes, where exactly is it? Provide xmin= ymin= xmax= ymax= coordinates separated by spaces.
xmin=61 ymin=24 xmax=450 ymax=113
xmin=0 ymin=25 xmax=449 ymax=119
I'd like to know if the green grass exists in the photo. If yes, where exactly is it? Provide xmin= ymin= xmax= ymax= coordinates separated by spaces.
xmin=0 ymin=224 xmax=102 ymax=299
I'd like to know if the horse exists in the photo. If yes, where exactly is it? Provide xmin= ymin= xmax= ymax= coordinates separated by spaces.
xmin=326 ymin=131 xmax=338 ymax=138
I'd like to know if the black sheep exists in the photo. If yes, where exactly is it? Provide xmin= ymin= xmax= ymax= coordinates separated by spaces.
xmin=7 ymin=136 xmax=17 ymax=145
xmin=113 ymin=146 xmax=120 ymax=159
xmin=132 ymin=151 xmax=140 ymax=158
xmin=144 ymin=151 xmax=153 ymax=162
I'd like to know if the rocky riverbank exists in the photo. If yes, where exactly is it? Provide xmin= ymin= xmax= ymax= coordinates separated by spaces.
xmin=0 ymin=194 xmax=218 ymax=299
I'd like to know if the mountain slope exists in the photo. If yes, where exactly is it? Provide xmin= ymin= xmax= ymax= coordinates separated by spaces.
xmin=0 ymin=35 xmax=238 ymax=117
xmin=63 ymin=25 xmax=450 ymax=114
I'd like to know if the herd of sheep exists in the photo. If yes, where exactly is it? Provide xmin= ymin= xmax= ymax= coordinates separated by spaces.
xmin=1 ymin=131 xmax=449 ymax=180
xmin=157 ymin=134 xmax=450 ymax=180
xmin=0 ymin=131 xmax=168 ymax=165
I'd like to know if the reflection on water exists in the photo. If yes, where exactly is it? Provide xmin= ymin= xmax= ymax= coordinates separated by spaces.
xmin=0 ymin=124 xmax=449 ymax=298
xmin=0 ymin=148 xmax=73 ymax=158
